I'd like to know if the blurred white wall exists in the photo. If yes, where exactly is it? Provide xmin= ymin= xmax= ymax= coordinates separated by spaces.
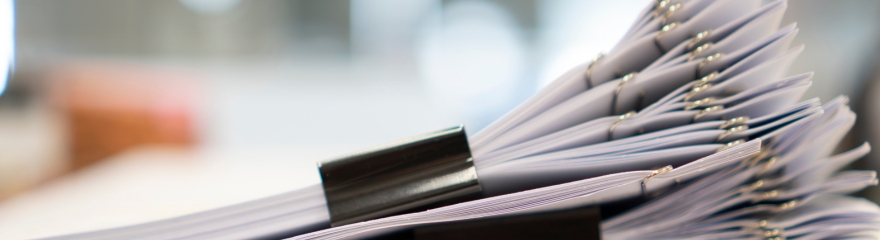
xmin=0 ymin=0 xmax=10 ymax=94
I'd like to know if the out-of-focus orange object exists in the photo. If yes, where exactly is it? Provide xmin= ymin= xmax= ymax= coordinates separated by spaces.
xmin=48 ymin=61 xmax=199 ymax=171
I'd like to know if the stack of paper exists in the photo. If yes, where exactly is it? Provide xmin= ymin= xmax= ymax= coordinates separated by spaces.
xmin=49 ymin=0 xmax=879 ymax=239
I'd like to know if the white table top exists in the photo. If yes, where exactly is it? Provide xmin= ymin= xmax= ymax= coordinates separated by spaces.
xmin=0 ymin=145 xmax=345 ymax=239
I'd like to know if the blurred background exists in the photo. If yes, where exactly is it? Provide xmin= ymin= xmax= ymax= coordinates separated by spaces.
xmin=0 ymin=0 xmax=879 ymax=238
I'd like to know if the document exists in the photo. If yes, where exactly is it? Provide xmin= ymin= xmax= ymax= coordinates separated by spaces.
xmin=48 ymin=0 xmax=880 ymax=239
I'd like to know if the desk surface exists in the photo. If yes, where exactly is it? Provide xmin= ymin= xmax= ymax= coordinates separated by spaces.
xmin=0 ymin=145 xmax=342 ymax=239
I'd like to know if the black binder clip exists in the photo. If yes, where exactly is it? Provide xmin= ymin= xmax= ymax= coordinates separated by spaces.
xmin=412 ymin=206 xmax=602 ymax=240
xmin=318 ymin=126 xmax=482 ymax=227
